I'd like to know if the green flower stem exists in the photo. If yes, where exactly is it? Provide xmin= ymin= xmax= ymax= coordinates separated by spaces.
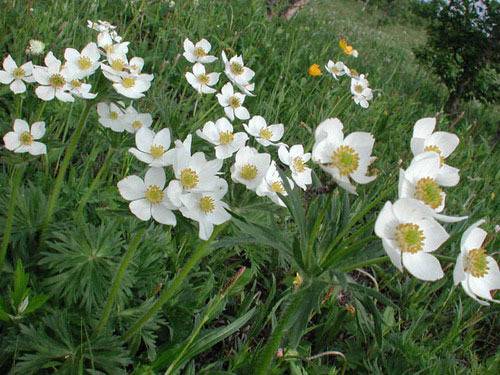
xmin=0 ymin=165 xmax=26 ymax=271
xmin=40 ymin=101 xmax=93 ymax=240
xmin=77 ymin=147 xmax=115 ymax=218
xmin=123 ymin=224 xmax=226 ymax=342
xmin=95 ymin=228 xmax=145 ymax=336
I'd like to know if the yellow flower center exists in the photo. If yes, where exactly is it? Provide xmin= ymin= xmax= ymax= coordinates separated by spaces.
xmin=354 ymin=83 xmax=364 ymax=94
xmin=415 ymin=177 xmax=443 ymax=209
xmin=132 ymin=120 xmax=143 ymax=130
xmin=194 ymin=47 xmax=207 ymax=58
xmin=229 ymin=96 xmax=241 ymax=108
xmin=145 ymin=184 xmax=164 ymax=204
xmin=424 ymin=145 xmax=445 ymax=166
xmin=19 ymin=131 xmax=33 ymax=145
xmin=197 ymin=74 xmax=210 ymax=85
xmin=230 ymin=62 xmax=244 ymax=75
xmin=111 ymin=59 xmax=126 ymax=72
xmin=78 ymin=56 xmax=92 ymax=70
xmin=150 ymin=144 xmax=165 ymax=159
xmin=109 ymin=111 xmax=119 ymax=120
xmin=395 ymin=223 xmax=425 ymax=254
xmin=199 ymin=196 xmax=215 ymax=213
xmin=330 ymin=145 xmax=359 ymax=176
xmin=218 ymin=131 xmax=234 ymax=145
xmin=465 ymin=248 xmax=489 ymax=278
xmin=240 ymin=164 xmax=258 ymax=180
xmin=122 ymin=77 xmax=136 ymax=88
xmin=180 ymin=168 xmax=199 ymax=189
xmin=259 ymin=128 xmax=273 ymax=140
xmin=49 ymin=73 xmax=65 ymax=88
xmin=330 ymin=66 xmax=341 ymax=75
xmin=270 ymin=181 xmax=285 ymax=193
xmin=70 ymin=79 xmax=82 ymax=88
xmin=12 ymin=67 xmax=25 ymax=79
xmin=292 ymin=157 xmax=306 ymax=173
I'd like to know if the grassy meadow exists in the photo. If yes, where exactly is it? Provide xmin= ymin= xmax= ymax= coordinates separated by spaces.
xmin=0 ymin=0 xmax=499 ymax=373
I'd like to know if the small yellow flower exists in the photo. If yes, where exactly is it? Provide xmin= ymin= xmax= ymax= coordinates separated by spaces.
xmin=307 ymin=64 xmax=322 ymax=77
xmin=339 ymin=37 xmax=358 ymax=57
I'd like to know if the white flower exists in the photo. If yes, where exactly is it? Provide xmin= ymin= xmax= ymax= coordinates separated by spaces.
xmin=185 ymin=63 xmax=219 ymax=94
xmin=64 ymin=42 xmax=100 ymax=79
xmin=454 ymin=220 xmax=500 ymax=305
xmin=474 ymin=0 xmax=487 ymax=19
xmin=108 ymin=71 xmax=153 ymax=99
xmin=128 ymin=56 xmax=147 ymax=75
xmin=87 ymin=20 xmax=117 ymax=33
xmin=33 ymin=52 xmax=75 ymax=102
xmin=97 ymin=102 xmax=128 ymax=132
xmin=256 ymin=160 xmax=293 ymax=207
xmin=178 ymin=178 xmax=231 ymax=240
xmin=230 ymin=146 xmax=271 ymax=191
xmin=312 ymin=118 xmax=376 ymax=194
xmin=216 ymin=82 xmax=250 ymax=121
xmin=0 ymin=55 xmax=35 ymax=94
xmin=350 ymin=74 xmax=373 ymax=108
xmin=375 ymin=198 xmax=449 ymax=281
xmin=3 ymin=119 xmax=46 ymax=155
xmin=243 ymin=115 xmax=284 ymax=147
xmin=101 ymin=52 xmax=129 ymax=78
xmin=129 ymin=127 xmax=173 ymax=167
xmin=325 ymin=60 xmax=349 ymax=80
xmin=196 ymin=117 xmax=248 ymax=160
xmin=278 ymin=144 xmax=312 ymax=190
xmin=124 ymin=105 xmax=153 ymax=133
xmin=410 ymin=117 xmax=460 ymax=177
xmin=68 ymin=79 xmax=97 ymax=99
xmin=117 ymin=167 xmax=178 ymax=225
xmin=25 ymin=39 xmax=45 ymax=56
xmin=221 ymin=51 xmax=255 ymax=96
xmin=183 ymin=38 xmax=217 ymax=64
xmin=399 ymin=152 xmax=465 ymax=222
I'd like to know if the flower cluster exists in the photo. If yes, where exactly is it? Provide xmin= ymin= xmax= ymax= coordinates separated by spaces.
xmin=375 ymin=117 xmax=499 ymax=304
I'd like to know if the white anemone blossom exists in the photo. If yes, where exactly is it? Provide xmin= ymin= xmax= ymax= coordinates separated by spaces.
xmin=109 ymin=71 xmax=154 ymax=99
xmin=3 ymin=119 xmax=47 ymax=155
xmin=124 ymin=105 xmax=153 ymax=133
xmin=350 ymin=74 xmax=373 ymax=108
xmin=185 ymin=63 xmax=220 ymax=94
xmin=221 ymin=51 xmax=255 ymax=96
xmin=375 ymin=198 xmax=449 ymax=281
xmin=230 ymin=146 xmax=271 ymax=191
xmin=196 ymin=117 xmax=248 ymax=160
xmin=33 ymin=52 xmax=75 ymax=102
xmin=325 ymin=60 xmax=349 ymax=80
xmin=243 ymin=115 xmax=284 ymax=147
xmin=118 ymin=167 xmax=179 ymax=225
xmin=312 ymin=118 xmax=376 ymax=194
xmin=278 ymin=144 xmax=312 ymax=190
xmin=129 ymin=127 xmax=174 ymax=167
xmin=64 ymin=42 xmax=101 ymax=79
xmin=183 ymin=38 xmax=217 ymax=64
xmin=256 ymin=160 xmax=294 ymax=207
xmin=454 ymin=220 xmax=500 ymax=305
xmin=97 ymin=102 xmax=129 ymax=132
xmin=68 ymin=79 xmax=97 ymax=99
xmin=216 ymin=82 xmax=250 ymax=121
xmin=0 ymin=55 xmax=35 ymax=94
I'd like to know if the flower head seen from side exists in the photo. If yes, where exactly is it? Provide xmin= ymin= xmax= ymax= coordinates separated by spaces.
xmin=307 ymin=64 xmax=322 ymax=77
xmin=109 ymin=71 xmax=153 ymax=99
xmin=196 ymin=117 xmax=248 ymax=160
xmin=129 ymin=127 xmax=173 ymax=167
xmin=325 ymin=60 xmax=349 ymax=80
xmin=350 ymin=74 xmax=373 ymax=108
xmin=256 ymin=160 xmax=293 ymax=207
xmin=185 ymin=63 xmax=220 ymax=94
xmin=33 ymin=52 xmax=75 ymax=102
xmin=453 ymin=219 xmax=500 ymax=305
xmin=25 ymin=39 xmax=45 ymax=56
xmin=64 ymin=42 xmax=100 ymax=79
xmin=278 ymin=144 xmax=312 ymax=190
xmin=230 ymin=146 xmax=271 ymax=191
xmin=68 ymin=79 xmax=97 ymax=99
xmin=0 ymin=55 xmax=35 ymax=94
xmin=178 ymin=178 xmax=231 ymax=240
xmin=375 ymin=198 xmax=449 ymax=281
xmin=117 ymin=167 xmax=178 ymax=225
xmin=221 ymin=51 xmax=255 ymax=96
xmin=339 ymin=37 xmax=359 ymax=57
xmin=97 ymin=102 xmax=128 ymax=132
xmin=3 ymin=119 xmax=47 ymax=155
xmin=243 ymin=115 xmax=284 ymax=147
xmin=216 ymin=82 xmax=250 ymax=121
xmin=124 ymin=105 xmax=153 ymax=133
xmin=183 ymin=38 xmax=217 ymax=64
xmin=312 ymin=118 xmax=376 ymax=194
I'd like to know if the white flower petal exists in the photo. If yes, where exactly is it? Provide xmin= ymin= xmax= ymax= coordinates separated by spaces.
xmin=28 ymin=142 xmax=47 ymax=155
xmin=144 ymin=167 xmax=166 ymax=189
xmin=118 ymin=176 xmax=146 ymax=200
xmin=151 ymin=204 xmax=176 ymax=225
xmin=129 ymin=199 xmax=151 ymax=221
xmin=403 ymin=252 xmax=444 ymax=281
xmin=30 ymin=122 xmax=46 ymax=139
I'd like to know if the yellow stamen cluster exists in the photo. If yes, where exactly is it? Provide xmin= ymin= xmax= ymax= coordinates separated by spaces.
xmin=395 ymin=223 xmax=425 ymax=254
xmin=199 ymin=196 xmax=215 ymax=213
xmin=270 ymin=181 xmax=285 ymax=194
xmin=230 ymin=62 xmax=244 ymax=75
xmin=415 ymin=177 xmax=443 ymax=209
xmin=240 ymin=164 xmax=258 ymax=180
xmin=229 ymin=96 xmax=241 ymax=108
xmin=292 ymin=157 xmax=306 ymax=173
xmin=354 ymin=83 xmax=364 ymax=94
xmin=145 ymin=185 xmax=164 ymax=204
xmin=109 ymin=111 xmax=119 ymax=120
xmin=465 ymin=248 xmax=489 ymax=278
xmin=219 ymin=131 xmax=234 ymax=145
xmin=424 ymin=145 xmax=445 ymax=166
xmin=70 ymin=79 xmax=82 ymax=88
xmin=150 ymin=145 xmax=165 ymax=159
xmin=180 ymin=168 xmax=199 ymax=189
xmin=111 ymin=59 xmax=126 ymax=72
xmin=259 ymin=128 xmax=273 ymax=140
xmin=19 ymin=131 xmax=33 ymax=145
xmin=330 ymin=145 xmax=359 ymax=176
xmin=122 ymin=77 xmax=136 ymax=88
xmin=12 ymin=67 xmax=25 ymax=79
xmin=194 ymin=47 xmax=207 ymax=58
xmin=49 ymin=73 xmax=65 ymax=88
xmin=197 ymin=74 xmax=210 ymax=85
xmin=132 ymin=120 xmax=143 ymax=130
xmin=78 ymin=56 xmax=92 ymax=70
